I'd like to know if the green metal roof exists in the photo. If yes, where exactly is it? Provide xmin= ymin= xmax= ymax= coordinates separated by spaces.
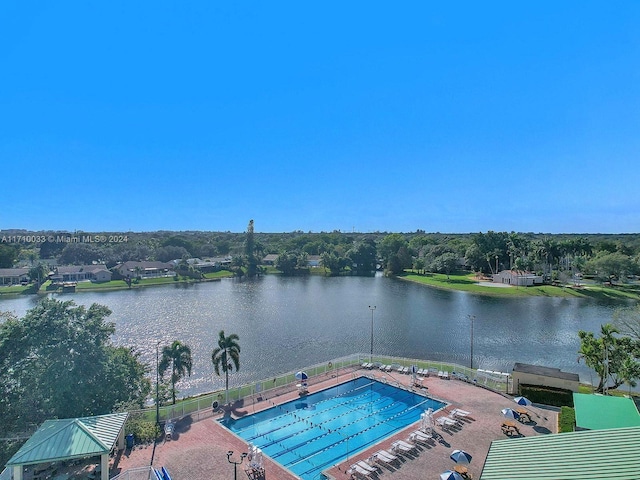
xmin=480 ymin=426 xmax=640 ymax=480
xmin=573 ymin=393 xmax=640 ymax=430
xmin=6 ymin=412 xmax=128 ymax=467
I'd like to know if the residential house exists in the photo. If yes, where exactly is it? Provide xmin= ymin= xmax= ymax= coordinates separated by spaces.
xmin=307 ymin=255 xmax=322 ymax=268
xmin=262 ymin=254 xmax=279 ymax=265
xmin=0 ymin=268 xmax=30 ymax=286
xmin=50 ymin=265 xmax=112 ymax=283
xmin=493 ymin=270 xmax=543 ymax=286
xmin=112 ymin=261 xmax=175 ymax=279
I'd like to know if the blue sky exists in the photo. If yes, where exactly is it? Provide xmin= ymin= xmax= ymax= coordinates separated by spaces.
xmin=1 ymin=2 xmax=639 ymax=234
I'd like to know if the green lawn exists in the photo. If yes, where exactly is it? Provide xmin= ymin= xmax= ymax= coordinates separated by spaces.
xmin=399 ymin=272 xmax=640 ymax=301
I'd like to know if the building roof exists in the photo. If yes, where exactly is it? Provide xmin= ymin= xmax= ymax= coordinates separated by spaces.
xmin=55 ymin=265 xmax=109 ymax=274
xmin=0 ymin=268 xmax=29 ymax=277
xmin=6 ymin=412 xmax=128 ymax=467
xmin=480 ymin=426 xmax=640 ymax=480
xmin=574 ymin=393 xmax=640 ymax=430
xmin=512 ymin=362 xmax=580 ymax=381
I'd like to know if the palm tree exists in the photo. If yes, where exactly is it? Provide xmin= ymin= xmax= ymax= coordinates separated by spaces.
xmin=159 ymin=340 xmax=193 ymax=405
xmin=211 ymin=330 xmax=241 ymax=404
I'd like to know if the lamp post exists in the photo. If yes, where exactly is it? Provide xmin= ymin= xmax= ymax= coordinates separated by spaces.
xmin=156 ymin=341 xmax=161 ymax=426
xmin=468 ymin=315 xmax=476 ymax=370
xmin=368 ymin=305 xmax=376 ymax=363
xmin=227 ymin=450 xmax=247 ymax=480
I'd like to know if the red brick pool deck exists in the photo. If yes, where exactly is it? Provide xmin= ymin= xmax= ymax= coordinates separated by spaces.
xmin=111 ymin=369 xmax=557 ymax=480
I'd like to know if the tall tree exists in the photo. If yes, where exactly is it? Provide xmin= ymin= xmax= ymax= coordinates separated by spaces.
xmin=211 ymin=330 xmax=241 ymax=403
xmin=578 ymin=324 xmax=640 ymax=393
xmin=245 ymin=219 xmax=259 ymax=277
xmin=159 ymin=340 xmax=193 ymax=405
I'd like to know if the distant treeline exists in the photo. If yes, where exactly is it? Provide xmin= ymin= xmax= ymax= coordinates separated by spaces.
xmin=2 ymin=228 xmax=640 ymax=282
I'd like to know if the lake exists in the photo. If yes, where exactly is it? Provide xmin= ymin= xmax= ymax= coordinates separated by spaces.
xmin=0 ymin=274 xmax=623 ymax=397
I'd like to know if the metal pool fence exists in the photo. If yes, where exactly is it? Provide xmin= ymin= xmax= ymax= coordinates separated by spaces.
xmin=129 ymin=353 xmax=510 ymax=424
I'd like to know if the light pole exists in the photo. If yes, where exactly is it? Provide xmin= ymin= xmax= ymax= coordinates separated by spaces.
xmin=156 ymin=341 xmax=161 ymax=426
xmin=468 ymin=315 xmax=475 ymax=370
xmin=227 ymin=450 xmax=247 ymax=480
xmin=368 ymin=305 xmax=376 ymax=363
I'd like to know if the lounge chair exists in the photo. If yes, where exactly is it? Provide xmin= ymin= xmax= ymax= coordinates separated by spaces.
xmin=353 ymin=461 xmax=377 ymax=473
xmin=410 ymin=429 xmax=433 ymax=444
xmin=373 ymin=449 xmax=398 ymax=465
xmin=436 ymin=417 xmax=458 ymax=429
xmin=391 ymin=439 xmax=417 ymax=455
xmin=451 ymin=408 xmax=471 ymax=417
xmin=348 ymin=462 xmax=374 ymax=478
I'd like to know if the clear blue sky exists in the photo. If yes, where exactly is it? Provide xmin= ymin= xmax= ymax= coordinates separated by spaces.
xmin=1 ymin=2 xmax=639 ymax=234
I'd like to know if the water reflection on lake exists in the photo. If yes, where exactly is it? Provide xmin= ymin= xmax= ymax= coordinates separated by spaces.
xmin=0 ymin=275 xmax=622 ymax=397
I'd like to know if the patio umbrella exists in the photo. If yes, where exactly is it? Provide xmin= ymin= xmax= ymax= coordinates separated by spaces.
xmin=295 ymin=371 xmax=308 ymax=381
xmin=450 ymin=449 xmax=472 ymax=464
xmin=501 ymin=407 xmax=520 ymax=420
xmin=440 ymin=470 xmax=464 ymax=480
xmin=513 ymin=396 xmax=532 ymax=406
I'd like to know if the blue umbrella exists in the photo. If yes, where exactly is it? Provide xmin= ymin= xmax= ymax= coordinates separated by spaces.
xmin=450 ymin=449 xmax=472 ymax=464
xmin=501 ymin=407 xmax=520 ymax=420
xmin=440 ymin=471 xmax=464 ymax=480
xmin=295 ymin=371 xmax=308 ymax=381
xmin=514 ymin=396 xmax=532 ymax=406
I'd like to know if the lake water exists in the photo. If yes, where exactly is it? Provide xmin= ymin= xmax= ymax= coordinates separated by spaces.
xmin=0 ymin=274 xmax=623 ymax=397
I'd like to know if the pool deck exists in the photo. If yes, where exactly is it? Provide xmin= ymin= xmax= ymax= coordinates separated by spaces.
xmin=111 ymin=368 xmax=557 ymax=480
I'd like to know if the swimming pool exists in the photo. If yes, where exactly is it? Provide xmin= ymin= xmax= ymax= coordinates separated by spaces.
xmin=220 ymin=377 xmax=446 ymax=480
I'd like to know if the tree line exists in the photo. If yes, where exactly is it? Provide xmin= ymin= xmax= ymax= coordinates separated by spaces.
xmin=2 ymin=226 xmax=640 ymax=284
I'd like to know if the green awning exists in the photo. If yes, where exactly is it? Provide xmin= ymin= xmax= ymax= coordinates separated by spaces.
xmin=6 ymin=412 xmax=128 ymax=467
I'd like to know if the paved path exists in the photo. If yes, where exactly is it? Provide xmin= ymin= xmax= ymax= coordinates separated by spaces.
xmin=112 ymin=368 xmax=557 ymax=480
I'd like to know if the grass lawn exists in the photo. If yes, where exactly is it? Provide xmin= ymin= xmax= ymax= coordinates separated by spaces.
xmin=399 ymin=272 xmax=640 ymax=301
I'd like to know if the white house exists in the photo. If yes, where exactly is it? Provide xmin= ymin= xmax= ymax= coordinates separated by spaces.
xmin=493 ymin=270 xmax=543 ymax=286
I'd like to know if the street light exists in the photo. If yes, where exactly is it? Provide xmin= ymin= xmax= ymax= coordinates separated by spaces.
xmin=368 ymin=305 xmax=376 ymax=363
xmin=227 ymin=450 xmax=247 ymax=480
xmin=156 ymin=341 xmax=161 ymax=426
xmin=468 ymin=315 xmax=476 ymax=370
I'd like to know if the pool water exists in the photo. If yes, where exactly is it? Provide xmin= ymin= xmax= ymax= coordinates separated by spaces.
xmin=220 ymin=377 xmax=446 ymax=480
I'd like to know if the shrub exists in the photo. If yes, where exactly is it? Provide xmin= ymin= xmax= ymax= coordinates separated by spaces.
xmin=520 ymin=384 xmax=574 ymax=407
xmin=559 ymin=406 xmax=575 ymax=432
xmin=125 ymin=413 xmax=160 ymax=444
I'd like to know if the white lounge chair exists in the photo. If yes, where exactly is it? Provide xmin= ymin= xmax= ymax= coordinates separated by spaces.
xmin=391 ymin=439 xmax=416 ymax=454
xmin=410 ymin=430 xmax=433 ymax=444
xmin=348 ymin=462 xmax=374 ymax=478
xmin=436 ymin=417 xmax=458 ymax=429
xmin=353 ymin=461 xmax=377 ymax=473
xmin=373 ymin=450 xmax=398 ymax=465
xmin=451 ymin=408 xmax=471 ymax=418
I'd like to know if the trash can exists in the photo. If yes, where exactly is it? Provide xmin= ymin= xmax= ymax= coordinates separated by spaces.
xmin=125 ymin=433 xmax=134 ymax=449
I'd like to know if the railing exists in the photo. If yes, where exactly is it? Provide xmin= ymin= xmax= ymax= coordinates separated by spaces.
xmin=129 ymin=353 xmax=510 ymax=424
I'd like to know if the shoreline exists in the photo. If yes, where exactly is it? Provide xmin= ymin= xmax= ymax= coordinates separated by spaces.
xmin=2 ymin=270 xmax=639 ymax=303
